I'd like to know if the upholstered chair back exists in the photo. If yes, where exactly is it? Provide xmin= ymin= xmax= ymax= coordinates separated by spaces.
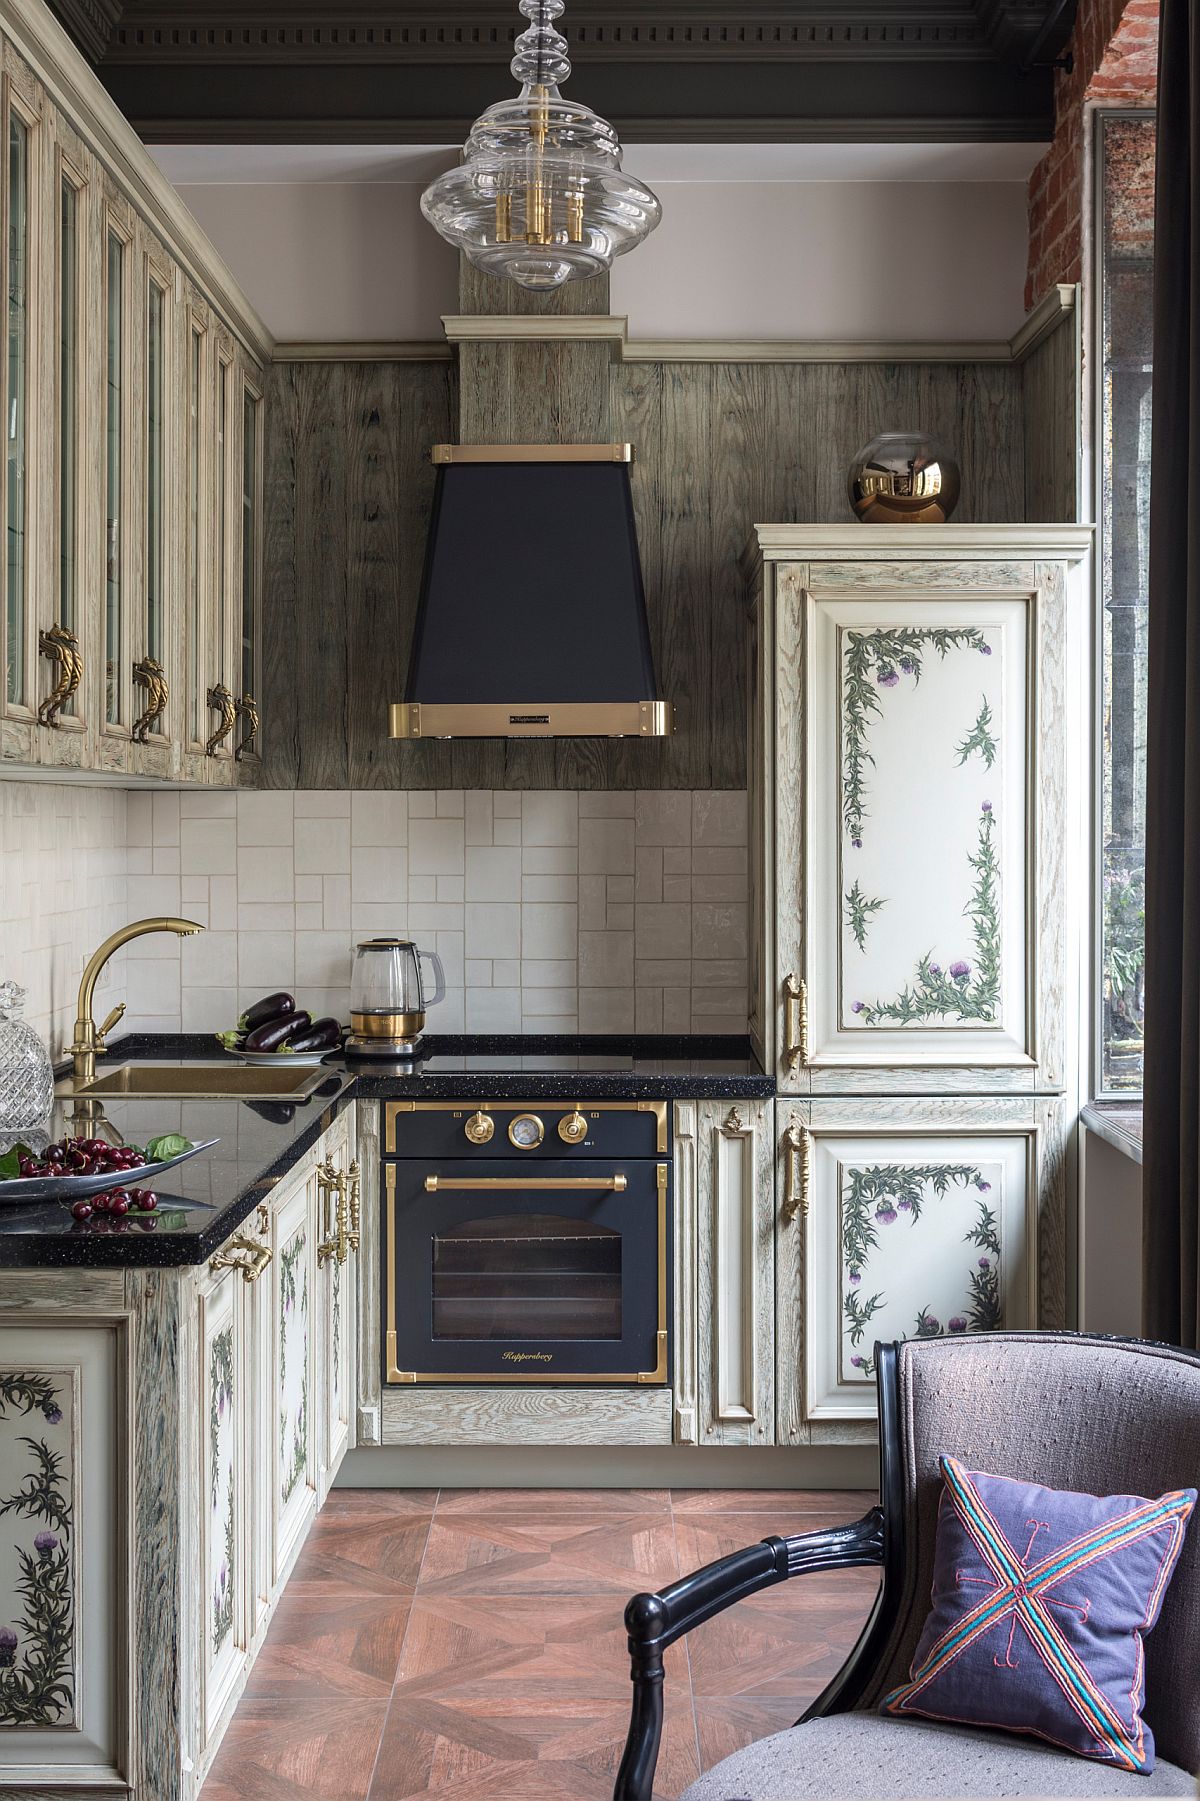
xmin=858 ymin=1334 xmax=1200 ymax=1774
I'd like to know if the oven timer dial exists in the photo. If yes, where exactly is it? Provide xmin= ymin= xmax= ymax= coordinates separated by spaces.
xmin=557 ymin=1110 xmax=588 ymax=1145
xmin=464 ymin=1111 xmax=495 ymax=1145
xmin=508 ymin=1113 xmax=545 ymax=1149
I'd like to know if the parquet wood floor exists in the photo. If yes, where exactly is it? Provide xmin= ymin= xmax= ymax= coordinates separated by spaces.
xmin=201 ymin=1487 xmax=879 ymax=1801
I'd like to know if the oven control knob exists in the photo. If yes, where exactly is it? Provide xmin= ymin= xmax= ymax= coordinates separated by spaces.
xmin=508 ymin=1112 xmax=544 ymax=1149
xmin=464 ymin=1111 xmax=494 ymax=1145
xmin=558 ymin=1110 xmax=588 ymax=1146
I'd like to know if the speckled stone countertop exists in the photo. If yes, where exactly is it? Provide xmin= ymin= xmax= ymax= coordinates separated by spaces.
xmin=0 ymin=1033 xmax=772 ymax=1269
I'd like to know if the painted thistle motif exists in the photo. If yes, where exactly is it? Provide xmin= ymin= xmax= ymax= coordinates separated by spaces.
xmin=841 ymin=1166 xmax=1002 ymax=1378
xmin=851 ymin=804 xmax=1001 ymax=1025
xmin=845 ymin=880 xmax=886 ymax=953
xmin=208 ymin=1327 xmax=235 ymax=1654
xmin=278 ymin=1230 xmax=309 ymax=1505
xmin=0 ymin=1372 xmax=74 ymax=1727
xmin=841 ymin=626 xmax=991 ymax=849
xmin=956 ymin=696 xmax=999 ymax=769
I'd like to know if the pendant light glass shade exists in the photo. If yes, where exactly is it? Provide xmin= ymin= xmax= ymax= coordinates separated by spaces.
xmin=420 ymin=0 xmax=661 ymax=291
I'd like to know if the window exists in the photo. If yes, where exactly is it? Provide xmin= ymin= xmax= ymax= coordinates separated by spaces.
xmin=1097 ymin=110 xmax=1155 ymax=1096
xmin=105 ymin=230 xmax=124 ymax=725
xmin=5 ymin=113 xmax=28 ymax=707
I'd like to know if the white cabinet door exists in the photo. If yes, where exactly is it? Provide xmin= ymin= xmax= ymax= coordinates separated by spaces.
xmin=693 ymin=1102 xmax=775 ymax=1445
xmin=0 ymin=1325 xmax=127 ymax=1789
xmin=270 ymin=1170 xmax=317 ymax=1585
xmin=778 ymin=1103 xmax=1041 ymax=1427
xmin=197 ymin=1259 xmax=248 ymax=1746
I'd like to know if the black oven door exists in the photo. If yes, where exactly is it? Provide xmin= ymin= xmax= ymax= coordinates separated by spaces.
xmin=385 ymin=1158 xmax=668 ymax=1383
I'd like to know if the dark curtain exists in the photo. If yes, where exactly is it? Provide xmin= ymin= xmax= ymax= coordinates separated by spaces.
xmin=1144 ymin=0 xmax=1200 ymax=1349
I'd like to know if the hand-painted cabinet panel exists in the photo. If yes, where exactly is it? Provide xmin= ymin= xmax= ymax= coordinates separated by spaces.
xmin=271 ymin=1177 xmax=315 ymax=1583
xmin=198 ymin=1262 xmax=245 ymax=1742
xmin=0 ymin=1323 xmax=126 ymax=1787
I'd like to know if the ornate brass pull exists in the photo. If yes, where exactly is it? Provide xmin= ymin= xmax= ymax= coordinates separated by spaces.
xmin=781 ymin=1123 xmax=811 ymax=1226
xmin=347 ymin=1160 xmax=361 ymax=1251
xmin=234 ymin=691 xmax=259 ymax=761
xmin=38 ymin=624 xmax=83 ymax=727
xmin=424 ymin=1174 xmax=627 ymax=1192
xmin=131 ymin=656 xmax=168 ymax=742
xmin=210 ymin=1235 xmax=273 ymax=1284
xmin=205 ymin=682 xmax=237 ymax=756
xmin=317 ymin=1156 xmax=358 ymax=1265
xmin=783 ymin=973 xmax=809 ymax=1070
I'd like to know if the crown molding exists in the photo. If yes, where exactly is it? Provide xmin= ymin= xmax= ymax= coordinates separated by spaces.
xmin=48 ymin=0 xmax=123 ymax=60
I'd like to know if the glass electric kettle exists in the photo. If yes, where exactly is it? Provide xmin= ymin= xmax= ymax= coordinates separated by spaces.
xmin=346 ymin=939 xmax=446 ymax=1057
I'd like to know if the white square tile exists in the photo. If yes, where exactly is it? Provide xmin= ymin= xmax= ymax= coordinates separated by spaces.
xmin=237 ymin=846 xmax=295 ymax=905
xmin=492 ymin=958 xmax=521 ymax=987
xmin=153 ymin=846 xmax=180 ymax=876
xmin=578 ymin=874 xmax=607 ymax=931
xmin=435 ymin=931 xmax=465 ymax=987
xmin=407 ymin=792 xmax=435 ymax=817
xmin=408 ymin=902 xmax=463 ymax=935
xmin=407 ymin=874 xmax=436 ymax=904
xmin=180 ymin=790 xmax=236 ymax=818
xmin=466 ymin=845 xmax=522 ymax=903
xmin=578 ymin=989 xmax=635 ymax=1032
xmin=151 ymin=791 xmax=181 ymax=846
xmin=635 ymin=987 xmax=664 ymax=1032
xmin=351 ymin=845 xmax=408 ymax=902
xmin=521 ymin=959 xmax=577 ymax=988
xmin=579 ymin=930 xmax=634 ymax=987
xmin=522 ymin=846 xmax=575 ymax=874
xmin=293 ymin=790 xmax=351 ymax=817
xmin=295 ymin=902 xmax=324 ymax=930
xmin=606 ymin=904 xmax=634 ymax=933
xmin=466 ymin=987 xmax=521 ymax=1031
xmin=691 ymin=873 xmax=745 ymax=904
xmin=295 ymin=931 xmax=353 ymax=988
xmin=126 ymin=792 xmax=153 ymax=847
xmin=238 ymin=932 xmax=296 ymax=988
xmin=521 ymin=874 xmax=577 ymax=903
xmin=578 ymin=792 xmax=634 ymax=816
xmin=294 ymin=815 xmax=351 ymax=875
xmin=663 ymin=847 xmax=691 ymax=877
xmin=237 ymin=791 xmax=294 ymax=846
xmin=663 ymin=987 xmax=692 ymax=1032
xmin=691 ymin=903 xmax=748 ymax=960
xmin=635 ymin=791 xmax=691 ymax=845
xmin=465 ymin=902 xmax=521 ymax=959
xmin=436 ymin=790 xmax=465 ymax=817
xmin=465 ymin=791 xmax=494 ymax=846
xmin=323 ymin=874 xmax=352 ymax=930
xmin=352 ymin=791 xmax=408 ymax=846
xmin=351 ymin=902 xmax=407 ymax=936
xmin=522 ymin=792 xmax=578 ymax=846
xmin=295 ymin=874 xmax=322 ymax=903
xmin=237 ymin=902 xmax=295 ymax=932
xmin=636 ymin=845 xmax=663 ymax=904
xmin=691 ymin=846 xmax=748 ymax=875
xmin=126 ymin=847 xmax=152 ymax=875
xmin=181 ymin=986 xmax=239 ymax=1034
xmin=180 ymin=817 xmax=236 ymax=876
xmin=663 ymin=876 xmax=692 ymax=905
xmin=209 ymin=877 xmax=238 ymax=931
xmin=493 ymin=791 xmax=521 ymax=818
xmin=125 ymin=956 xmax=180 ymax=1016
xmin=636 ymin=903 xmax=691 ymax=960
xmin=607 ymin=875 xmax=635 ymax=906
xmin=493 ymin=817 xmax=522 ymax=846
xmin=437 ymin=875 xmax=465 ymax=904
xmin=637 ymin=959 xmax=692 ymax=986
xmin=409 ymin=817 xmax=465 ymax=877
xmin=521 ymin=902 xmax=577 ymax=959
xmin=693 ymin=791 xmax=748 ymax=847
xmin=522 ymin=988 xmax=578 ymax=1019
xmin=181 ymin=931 xmax=240 ymax=989
xmin=465 ymin=959 xmax=492 ymax=986
xmin=580 ymin=816 xmax=635 ymax=875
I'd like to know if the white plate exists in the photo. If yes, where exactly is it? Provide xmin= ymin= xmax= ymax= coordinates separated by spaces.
xmin=226 ymin=1048 xmax=334 ymax=1068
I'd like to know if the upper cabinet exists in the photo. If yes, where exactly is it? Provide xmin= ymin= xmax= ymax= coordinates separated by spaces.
xmin=0 ymin=8 xmax=269 ymax=784
xmin=746 ymin=527 xmax=1093 ymax=1095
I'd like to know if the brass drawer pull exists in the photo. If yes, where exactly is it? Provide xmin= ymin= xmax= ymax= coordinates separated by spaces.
xmin=424 ymin=1174 xmax=627 ymax=1193
xmin=131 ymin=656 xmax=168 ymax=742
xmin=205 ymin=682 xmax=237 ymax=756
xmin=317 ymin=1157 xmax=362 ymax=1264
xmin=235 ymin=691 xmax=259 ymax=761
xmin=780 ymin=1123 xmax=811 ymax=1226
xmin=210 ymin=1234 xmax=273 ymax=1283
xmin=783 ymin=973 xmax=808 ymax=1070
xmin=38 ymin=624 xmax=83 ymax=727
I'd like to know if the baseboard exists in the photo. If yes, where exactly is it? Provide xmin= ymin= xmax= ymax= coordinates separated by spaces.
xmin=335 ymin=1442 xmax=879 ymax=1489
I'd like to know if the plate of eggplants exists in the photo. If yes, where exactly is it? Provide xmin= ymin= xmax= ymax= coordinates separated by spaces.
xmin=216 ymin=992 xmax=345 ymax=1064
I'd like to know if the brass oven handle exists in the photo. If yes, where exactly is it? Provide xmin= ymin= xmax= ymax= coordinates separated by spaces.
xmin=210 ymin=1235 xmax=273 ymax=1284
xmin=783 ymin=973 xmax=809 ymax=1070
xmin=780 ymin=1123 xmax=811 ymax=1226
xmin=423 ymin=1174 xmax=627 ymax=1193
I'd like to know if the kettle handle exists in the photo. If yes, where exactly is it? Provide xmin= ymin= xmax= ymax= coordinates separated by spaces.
xmin=418 ymin=948 xmax=446 ymax=1007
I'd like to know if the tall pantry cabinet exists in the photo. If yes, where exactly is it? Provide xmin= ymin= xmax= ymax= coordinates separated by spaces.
xmin=744 ymin=526 xmax=1092 ymax=1441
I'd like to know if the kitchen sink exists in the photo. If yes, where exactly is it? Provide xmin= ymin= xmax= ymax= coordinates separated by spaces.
xmin=65 ymin=1064 xmax=330 ymax=1100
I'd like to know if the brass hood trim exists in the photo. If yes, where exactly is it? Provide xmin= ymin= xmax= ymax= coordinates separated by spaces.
xmin=390 ymin=699 xmax=673 ymax=740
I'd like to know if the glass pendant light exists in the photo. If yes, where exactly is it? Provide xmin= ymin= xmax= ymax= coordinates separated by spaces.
xmin=420 ymin=0 xmax=662 ymax=291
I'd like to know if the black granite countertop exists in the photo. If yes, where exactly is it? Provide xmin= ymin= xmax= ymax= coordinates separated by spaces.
xmin=0 ymin=1034 xmax=772 ymax=1269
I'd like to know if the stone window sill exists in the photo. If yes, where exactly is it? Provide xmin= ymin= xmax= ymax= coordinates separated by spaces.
xmin=1081 ymin=1102 xmax=1143 ymax=1167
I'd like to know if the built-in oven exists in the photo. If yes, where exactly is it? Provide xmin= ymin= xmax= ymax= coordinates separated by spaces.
xmin=383 ymin=1100 xmax=670 ymax=1384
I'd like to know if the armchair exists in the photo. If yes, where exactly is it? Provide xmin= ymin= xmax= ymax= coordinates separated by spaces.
xmin=615 ymin=1334 xmax=1200 ymax=1800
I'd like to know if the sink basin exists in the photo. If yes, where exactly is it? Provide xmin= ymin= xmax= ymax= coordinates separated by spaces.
xmin=66 ymin=1064 xmax=329 ymax=1100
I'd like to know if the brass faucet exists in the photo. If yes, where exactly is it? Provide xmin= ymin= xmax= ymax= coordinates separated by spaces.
xmin=70 ymin=917 xmax=204 ymax=1086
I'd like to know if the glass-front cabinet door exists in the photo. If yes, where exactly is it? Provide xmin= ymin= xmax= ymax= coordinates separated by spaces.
xmin=129 ymin=224 xmax=175 ymax=765
xmin=0 ymin=65 xmax=40 ymax=760
xmin=236 ymin=370 xmax=262 ymax=764
xmin=97 ymin=183 xmax=133 ymax=757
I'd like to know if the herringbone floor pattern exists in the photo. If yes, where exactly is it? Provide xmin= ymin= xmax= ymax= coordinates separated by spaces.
xmin=202 ymin=1486 xmax=879 ymax=1800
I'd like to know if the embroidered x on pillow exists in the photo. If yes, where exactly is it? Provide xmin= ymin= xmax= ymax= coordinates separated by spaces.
xmin=883 ymin=1456 xmax=1196 ymax=1773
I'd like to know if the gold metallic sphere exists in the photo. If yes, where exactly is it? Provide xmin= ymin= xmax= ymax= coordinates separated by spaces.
xmin=847 ymin=432 xmax=961 ymax=524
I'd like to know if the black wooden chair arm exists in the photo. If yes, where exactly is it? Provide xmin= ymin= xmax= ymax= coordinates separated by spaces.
xmin=614 ymin=1508 xmax=885 ymax=1801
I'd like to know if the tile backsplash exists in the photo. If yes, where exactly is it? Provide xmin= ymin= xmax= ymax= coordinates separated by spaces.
xmin=127 ymin=788 xmax=750 ymax=1038
xmin=0 ymin=782 xmax=130 ymax=1058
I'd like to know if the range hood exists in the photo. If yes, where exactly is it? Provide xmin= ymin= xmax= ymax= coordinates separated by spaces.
xmin=390 ymin=444 xmax=673 ymax=740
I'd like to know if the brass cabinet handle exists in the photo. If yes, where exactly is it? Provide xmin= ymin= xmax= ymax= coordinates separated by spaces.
xmin=783 ymin=973 xmax=809 ymax=1070
xmin=780 ymin=1123 xmax=811 ymax=1226
xmin=234 ymin=691 xmax=259 ymax=761
xmin=205 ymin=682 xmax=237 ymax=756
xmin=131 ymin=656 xmax=168 ymax=743
xmin=210 ymin=1234 xmax=273 ymax=1284
xmin=316 ymin=1156 xmax=348 ymax=1265
xmin=424 ymin=1174 xmax=627 ymax=1193
xmin=37 ymin=624 xmax=83 ymax=727
xmin=347 ymin=1160 xmax=361 ymax=1250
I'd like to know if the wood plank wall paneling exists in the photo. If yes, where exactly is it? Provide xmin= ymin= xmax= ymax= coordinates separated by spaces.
xmin=1022 ymin=307 xmax=1080 ymax=524
xmin=260 ymin=354 xmax=1035 ymax=791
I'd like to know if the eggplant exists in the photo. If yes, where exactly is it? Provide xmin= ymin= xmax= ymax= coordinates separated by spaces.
xmin=284 ymin=1017 xmax=342 ymax=1054
xmin=238 ymin=992 xmax=294 ymax=1033
xmin=244 ymin=1010 xmax=310 ymax=1053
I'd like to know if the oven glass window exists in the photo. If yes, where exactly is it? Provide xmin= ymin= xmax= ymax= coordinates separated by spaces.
xmin=432 ymin=1212 xmax=622 ymax=1340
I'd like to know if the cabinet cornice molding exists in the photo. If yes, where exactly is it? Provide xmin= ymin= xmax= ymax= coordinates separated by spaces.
xmin=746 ymin=523 xmax=1094 ymax=564
xmin=1 ymin=0 xmax=274 ymax=364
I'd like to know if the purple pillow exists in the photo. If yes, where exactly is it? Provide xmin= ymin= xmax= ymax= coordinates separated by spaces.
xmin=883 ymin=1456 xmax=1196 ymax=1774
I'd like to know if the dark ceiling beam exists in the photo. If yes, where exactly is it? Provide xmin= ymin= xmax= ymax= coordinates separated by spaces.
xmin=97 ymin=55 xmax=1054 ymax=143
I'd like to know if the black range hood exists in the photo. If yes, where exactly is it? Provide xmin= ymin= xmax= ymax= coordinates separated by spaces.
xmin=390 ymin=445 xmax=673 ymax=740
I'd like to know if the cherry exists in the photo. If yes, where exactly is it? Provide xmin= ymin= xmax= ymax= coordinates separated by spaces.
xmin=92 ymin=1194 xmax=110 ymax=1213
xmin=137 ymin=1191 xmax=158 ymax=1211
xmin=108 ymin=1195 xmax=130 ymax=1217
xmin=70 ymin=1200 xmax=93 ymax=1221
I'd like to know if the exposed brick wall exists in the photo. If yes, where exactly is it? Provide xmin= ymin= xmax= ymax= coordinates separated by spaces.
xmin=1026 ymin=0 xmax=1159 ymax=309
